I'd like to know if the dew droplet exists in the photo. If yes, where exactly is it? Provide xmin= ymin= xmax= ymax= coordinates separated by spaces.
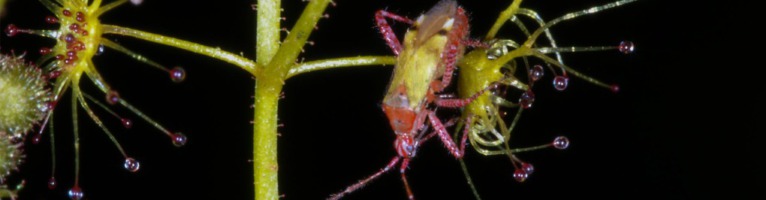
xmin=106 ymin=90 xmax=120 ymax=105
xmin=76 ymin=12 xmax=85 ymax=22
xmin=519 ymin=90 xmax=535 ymax=109
xmin=5 ymin=24 xmax=18 ymax=37
xmin=48 ymin=177 xmax=57 ymax=190
xmin=610 ymin=84 xmax=620 ymax=93
xmin=172 ymin=132 xmax=187 ymax=147
xmin=553 ymin=75 xmax=569 ymax=91
xmin=46 ymin=15 xmax=59 ymax=24
xmin=618 ymin=41 xmax=634 ymax=54
xmin=49 ymin=70 xmax=62 ymax=79
xmin=73 ymin=41 xmax=85 ymax=51
xmin=170 ymin=66 xmax=186 ymax=83
xmin=69 ymin=23 xmax=80 ymax=32
xmin=47 ymin=101 xmax=58 ymax=110
xmin=529 ymin=65 xmax=544 ymax=82
xmin=68 ymin=185 xmax=83 ymax=200
xmin=553 ymin=136 xmax=570 ymax=150
xmin=513 ymin=169 xmax=528 ymax=182
xmin=96 ymin=44 xmax=105 ymax=55
xmin=64 ymin=33 xmax=75 ymax=43
xmin=32 ymin=133 xmax=42 ymax=144
xmin=40 ymin=47 xmax=52 ymax=55
xmin=124 ymin=157 xmax=140 ymax=172
xmin=121 ymin=118 xmax=133 ymax=129
xmin=521 ymin=162 xmax=534 ymax=175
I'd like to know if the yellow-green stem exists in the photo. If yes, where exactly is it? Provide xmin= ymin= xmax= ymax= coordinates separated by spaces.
xmin=253 ymin=77 xmax=282 ymax=200
xmin=486 ymin=0 xmax=523 ymax=39
xmin=253 ymin=0 xmax=329 ymax=199
xmin=257 ymin=0 xmax=280 ymax=65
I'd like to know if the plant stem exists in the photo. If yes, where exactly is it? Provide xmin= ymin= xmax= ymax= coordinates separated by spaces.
xmin=253 ymin=0 xmax=330 ymax=199
xmin=257 ymin=0 xmax=280 ymax=65
xmin=253 ymin=77 xmax=282 ymax=200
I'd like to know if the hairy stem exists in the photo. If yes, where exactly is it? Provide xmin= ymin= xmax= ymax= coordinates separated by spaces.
xmin=253 ymin=78 xmax=282 ymax=200
xmin=253 ymin=0 xmax=330 ymax=199
xmin=257 ymin=0 xmax=280 ymax=66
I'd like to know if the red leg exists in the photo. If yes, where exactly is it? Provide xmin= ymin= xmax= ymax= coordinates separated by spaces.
xmin=399 ymin=158 xmax=415 ymax=200
xmin=420 ymin=117 xmax=458 ymax=142
xmin=329 ymin=157 xmax=401 ymax=200
xmin=427 ymin=111 xmax=469 ymax=158
xmin=437 ymin=7 xmax=470 ymax=91
xmin=375 ymin=10 xmax=414 ymax=56
xmin=435 ymin=82 xmax=498 ymax=108
xmin=461 ymin=38 xmax=490 ymax=49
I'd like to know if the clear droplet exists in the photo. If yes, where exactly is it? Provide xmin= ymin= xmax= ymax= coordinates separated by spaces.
xmin=553 ymin=75 xmax=569 ymax=91
xmin=68 ymin=185 xmax=83 ymax=200
xmin=106 ymin=90 xmax=120 ymax=105
xmin=553 ymin=136 xmax=570 ymax=150
xmin=48 ymin=177 xmax=57 ymax=190
xmin=96 ymin=44 xmax=105 ymax=55
xmin=521 ymin=162 xmax=534 ymax=175
xmin=513 ymin=169 xmax=528 ymax=182
xmin=170 ymin=66 xmax=186 ymax=83
xmin=610 ymin=84 xmax=620 ymax=93
xmin=519 ymin=90 xmax=535 ymax=109
xmin=124 ymin=157 xmax=140 ymax=172
xmin=529 ymin=65 xmax=544 ymax=82
xmin=619 ymin=41 xmax=634 ymax=54
xmin=172 ymin=132 xmax=187 ymax=147
xmin=121 ymin=118 xmax=133 ymax=129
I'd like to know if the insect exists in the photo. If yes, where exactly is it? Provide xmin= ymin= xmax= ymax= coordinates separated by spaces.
xmin=328 ymin=1 xmax=495 ymax=199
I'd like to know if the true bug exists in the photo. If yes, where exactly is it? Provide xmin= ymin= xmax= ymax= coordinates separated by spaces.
xmin=329 ymin=1 xmax=492 ymax=199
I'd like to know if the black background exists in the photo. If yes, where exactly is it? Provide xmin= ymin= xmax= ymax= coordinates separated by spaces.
xmin=2 ymin=0 xmax=763 ymax=199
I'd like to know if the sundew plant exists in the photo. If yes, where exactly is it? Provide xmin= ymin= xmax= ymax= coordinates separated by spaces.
xmin=0 ymin=0 xmax=638 ymax=199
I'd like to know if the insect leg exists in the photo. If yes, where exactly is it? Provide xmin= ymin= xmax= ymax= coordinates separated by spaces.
xmin=399 ymin=158 xmax=415 ymax=200
xmin=328 ymin=157 xmax=402 ymax=200
xmin=375 ymin=10 xmax=414 ymax=56
xmin=427 ymin=111 xmax=469 ymax=158
xmin=435 ymin=82 xmax=497 ymax=108
xmin=437 ymin=7 xmax=469 ymax=91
